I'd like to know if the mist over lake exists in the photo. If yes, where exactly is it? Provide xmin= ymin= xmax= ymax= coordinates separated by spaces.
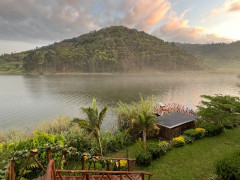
xmin=0 ymin=72 xmax=239 ymax=131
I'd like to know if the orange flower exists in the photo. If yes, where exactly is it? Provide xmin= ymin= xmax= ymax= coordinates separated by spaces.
xmin=32 ymin=149 xmax=38 ymax=153
xmin=84 ymin=155 xmax=88 ymax=161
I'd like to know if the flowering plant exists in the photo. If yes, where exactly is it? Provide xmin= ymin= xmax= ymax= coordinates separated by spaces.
xmin=172 ymin=136 xmax=185 ymax=147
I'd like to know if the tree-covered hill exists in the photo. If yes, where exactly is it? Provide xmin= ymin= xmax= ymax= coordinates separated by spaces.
xmin=0 ymin=26 xmax=203 ymax=73
xmin=176 ymin=41 xmax=240 ymax=70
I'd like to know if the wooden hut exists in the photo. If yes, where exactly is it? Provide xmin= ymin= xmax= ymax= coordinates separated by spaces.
xmin=155 ymin=112 xmax=198 ymax=139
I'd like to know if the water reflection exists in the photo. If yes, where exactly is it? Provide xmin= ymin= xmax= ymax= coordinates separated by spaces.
xmin=0 ymin=72 xmax=239 ymax=130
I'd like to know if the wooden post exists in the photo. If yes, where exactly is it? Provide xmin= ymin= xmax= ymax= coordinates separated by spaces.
xmin=81 ymin=157 xmax=85 ymax=170
xmin=106 ymin=161 xmax=110 ymax=171
xmin=142 ymin=174 xmax=145 ymax=180
xmin=86 ymin=173 xmax=90 ymax=180
xmin=9 ymin=160 xmax=14 ymax=180
xmin=47 ymin=149 xmax=51 ymax=163
xmin=51 ymin=161 xmax=56 ymax=180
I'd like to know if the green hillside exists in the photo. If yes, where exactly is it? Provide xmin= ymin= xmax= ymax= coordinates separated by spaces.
xmin=176 ymin=41 xmax=240 ymax=71
xmin=0 ymin=26 xmax=202 ymax=73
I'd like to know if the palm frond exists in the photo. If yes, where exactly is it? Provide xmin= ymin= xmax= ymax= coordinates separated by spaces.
xmin=72 ymin=118 xmax=93 ymax=133
xmin=98 ymin=106 xmax=108 ymax=128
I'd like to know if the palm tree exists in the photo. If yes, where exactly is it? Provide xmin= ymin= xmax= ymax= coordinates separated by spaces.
xmin=133 ymin=111 xmax=156 ymax=146
xmin=72 ymin=98 xmax=107 ymax=156
xmin=117 ymin=96 xmax=157 ymax=147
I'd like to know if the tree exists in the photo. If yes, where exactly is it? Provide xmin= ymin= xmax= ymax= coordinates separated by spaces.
xmin=116 ymin=96 xmax=157 ymax=146
xmin=72 ymin=98 xmax=107 ymax=156
xmin=197 ymin=95 xmax=240 ymax=127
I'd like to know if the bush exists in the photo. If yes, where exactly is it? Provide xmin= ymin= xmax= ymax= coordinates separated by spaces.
xmin=181 ymin=135 xmax=194 ymax=144
xmin=215 ymin=150 xmax=240 ymax=179
xmin=171 ymin=136 xmax=185 ymax=147
xmin=63 ymin=127 xmax=93 ymax=153
xmin=147 ymin=143 xmax=165 ymax=160
xmin=195 ymin=128 xmax=206 ymax=137
xmin=101 ymin=131 xmax=134 ymax=154
xmin=199 ymin=122 xmax=223 ymax=137
xmin=136 ymin=150 xmax=152 ymax=166
xmin=159 ymin=141 xmax=172 ymax=151
xmin=183 ymin=129 xmax=202 ymax=140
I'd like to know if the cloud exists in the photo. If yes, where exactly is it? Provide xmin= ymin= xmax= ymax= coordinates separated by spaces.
xmin=203 ymin=0 xmax=240 ymax=18
xmin=118 ymin=0 xmax=171 ymax=31
xmin=0 ymin=0 xmax=236 ymax=50
xmin=153 ymin=11 xmax=233 ymax=43
xmin=0 ymin=0 xmax=97 ymax=42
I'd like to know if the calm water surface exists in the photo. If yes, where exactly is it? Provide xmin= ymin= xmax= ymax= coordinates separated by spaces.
xmin=0 ymin=72 xmax=239 ymax=130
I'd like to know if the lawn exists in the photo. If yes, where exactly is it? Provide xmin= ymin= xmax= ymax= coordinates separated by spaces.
xmin=110 ymin=126 xmax=240 ymax=180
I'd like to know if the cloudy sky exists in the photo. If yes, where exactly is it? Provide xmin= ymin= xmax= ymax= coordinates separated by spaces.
xmin=0 ymin=0 xmax=240 ymax=54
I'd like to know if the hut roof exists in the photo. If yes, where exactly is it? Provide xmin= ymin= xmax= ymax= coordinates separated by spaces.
xmin=155 ymin=112 xmax=198 ymax=128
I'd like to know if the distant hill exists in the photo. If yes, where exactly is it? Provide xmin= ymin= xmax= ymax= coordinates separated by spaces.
xmin=176 ymin=41 xmax=240 ymax=70
xmin=0 ymin=26 xmax=202 ymax=73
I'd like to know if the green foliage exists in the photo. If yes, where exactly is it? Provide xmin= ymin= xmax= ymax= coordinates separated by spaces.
xmin=181 ymin=135 xmax=194 ymax=144
xmin=101 ymin=131 xmax=134 ymax=154
xmin=33 ymin=116 xmax=71 ymax=134
xmin=176 ymin=41 xmax=240 ymax=70
xmin=136 ymin=150 xmax=152 ymax=167
xmin=62 ymin=126 xmax=94 ymax=153
xmin=159 ymin=141 xmax=172 ymax=151
xmin=183 ymin=129 xmax=202 ymax=140
xmin=72 ymin=98 xmax=108 ymax=156
xmin=0 ymin=26 xmax=202 ymax=73
xmin=197 ymin=95 xmax=240 ymax=127
xmin=199 ymin=122 xmax=223 ymax=137
xmin=116 ymin=95 xmax=157 ymax=146
xmin=215 ymin=150 xmax=240 ymax=180
xmin=147 ymin=143 xmax=165 ymax=160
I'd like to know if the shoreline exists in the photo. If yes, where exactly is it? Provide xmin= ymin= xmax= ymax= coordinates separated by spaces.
xmin=0 ymin=69 xmax=239 ymax=76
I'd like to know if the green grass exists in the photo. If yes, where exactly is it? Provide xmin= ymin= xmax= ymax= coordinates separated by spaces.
xmin=110 ymin=127 xmax=240 ymax=180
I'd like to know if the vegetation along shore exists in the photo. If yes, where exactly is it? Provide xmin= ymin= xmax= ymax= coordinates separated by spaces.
xmin=1 ymin=94 xmax=240 ymax=179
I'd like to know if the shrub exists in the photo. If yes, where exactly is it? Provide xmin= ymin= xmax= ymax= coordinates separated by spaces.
xmin=181 ymin=135 xmax=194 ymax=144
xmin=171 ymin=136 xmax=185 ymax=147
xmin=63 ymin=127 xmax=93 ymax=153
xmin=215 ymin=150 xmax=240 ymax=179
xmin=195 ymin=128 xmax=206 ymax=137
xmin=101 ymin=131 xmax=134 ymax=154
xmin=159 ymin=141 xmax=172 ymax=151
xmin=199 ymin=122 xmax=223 ymax=136
xmin=183 ymin=129 xmax=202 ymax=140
xmin=136 ymin=150 xmax=152 ymax=166
xmin=147 ymin=143 xmax=165 ymax=160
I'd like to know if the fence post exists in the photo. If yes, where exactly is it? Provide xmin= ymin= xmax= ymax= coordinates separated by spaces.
xmin=47 ymin=149 xmax=51 ymax=163
xmin=8 ymin=160 xmax=14 ymax=180
xmin=86 ymin=173 xmax=90 ymax=180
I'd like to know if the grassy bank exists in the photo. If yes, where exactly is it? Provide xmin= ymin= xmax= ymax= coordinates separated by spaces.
xmin=111 ymin=127 xmax=240 ymax=180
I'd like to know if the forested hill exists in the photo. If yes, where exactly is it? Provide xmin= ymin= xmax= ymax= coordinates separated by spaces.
xmin=176 ymin=42 xmax=240 ymax=68
xmin=0 ymin=26 xmax=203 ymax=73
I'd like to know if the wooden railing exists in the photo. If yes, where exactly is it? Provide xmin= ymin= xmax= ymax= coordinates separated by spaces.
xmin=8 ymin=149 xmax=151 ymax=180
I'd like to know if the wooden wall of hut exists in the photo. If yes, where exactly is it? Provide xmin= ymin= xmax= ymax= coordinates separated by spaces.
xmin=159 ymin=121 xmax=196 ymax=139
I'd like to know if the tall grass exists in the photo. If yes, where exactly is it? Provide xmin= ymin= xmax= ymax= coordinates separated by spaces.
xmin=0 ymin=116 xmax=71 ymax=143
xmin=32 ymin=116 xmax=71 ymax=134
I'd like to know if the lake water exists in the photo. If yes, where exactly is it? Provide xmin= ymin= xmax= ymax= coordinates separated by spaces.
xmin=0 ymin=72 xmax=239 ymax=131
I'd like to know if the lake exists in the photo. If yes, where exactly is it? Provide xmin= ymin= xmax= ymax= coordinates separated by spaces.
xmin=0 ymin=72 xmax=239 ymax=131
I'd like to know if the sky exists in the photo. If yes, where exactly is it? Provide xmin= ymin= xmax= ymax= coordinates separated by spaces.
xmin=0 ymin=0 xmax=240 ymax=54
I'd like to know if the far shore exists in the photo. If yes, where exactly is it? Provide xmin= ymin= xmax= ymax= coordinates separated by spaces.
xmin=0 ymin=69 xmax=240 ymax=76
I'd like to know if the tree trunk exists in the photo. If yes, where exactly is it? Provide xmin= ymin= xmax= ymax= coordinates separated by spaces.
xmin=97 ymin=135 xmax=103 ymax=156
xmin=143 ymin=130 xmax=146 ymax=147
